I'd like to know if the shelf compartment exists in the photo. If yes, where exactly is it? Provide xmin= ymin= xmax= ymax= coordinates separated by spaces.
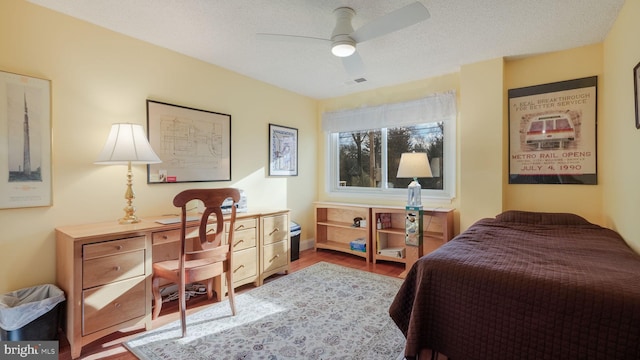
xmin=314 ymin=202 xmax=372 ymax=263
xmin=315 ymin=240 xmax=368 ymax=259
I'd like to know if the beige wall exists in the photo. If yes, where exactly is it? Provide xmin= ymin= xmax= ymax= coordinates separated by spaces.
xmin=503 ymin=44 xmax=604 ymax=224
xmin=601 ymin=0 xmax=640 ymax=252
xmin=459 ymin=58 xmax=505 ymax=230
xmin=316 ymin=74 xmax=462 ymax=221
xmin=317 ymin=45 xmax=606 ymax=234
xmin=3 ymin=0 xmax=638 ymax=295
xmin=0 ymin=0 xmax=317 ymax=293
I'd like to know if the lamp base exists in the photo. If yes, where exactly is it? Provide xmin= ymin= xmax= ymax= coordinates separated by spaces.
xmin=118 ymin=215 xmax=141 ymax=224
xmin=118 ymin=161 xmax=141 ymax=224
xmin=406 ymin=178 xmax=422 ymax=207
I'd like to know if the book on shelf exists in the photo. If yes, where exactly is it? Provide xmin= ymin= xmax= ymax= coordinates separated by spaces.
xmin=377 ymin=232 xmax=387 ymax=252
xmin=376 ymin=213 xmax=392 ymax=229
xmin=378 ymin=247 xmax=406 ymax=259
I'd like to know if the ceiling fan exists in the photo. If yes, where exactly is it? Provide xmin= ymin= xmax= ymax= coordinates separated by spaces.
xmin=257 ymin=1 xmax=430 ymax=77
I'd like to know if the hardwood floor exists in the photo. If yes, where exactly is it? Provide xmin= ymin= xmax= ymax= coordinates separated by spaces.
xmin=58 ymin=249 xmax=405 ymax=359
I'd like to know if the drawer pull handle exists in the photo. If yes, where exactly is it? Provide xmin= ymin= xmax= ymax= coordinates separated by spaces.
xmin=116 ymin=245 xmax=123 ymax=250
xmin=113 ymin=266 xmax=121 ymax=271
xmin=162 ymin=235 xmax=168 ymax=240
xmin=233 ymin=265 xmax=245 ymax=273
xmin=233 ymin=239 xmax=244 ymax=248
xmin=269 ymin=254 xmax=280 ymax=262
xmin=235 ymin=224 xmax=245 ymax=231
xmin=114 ymin=303 xmax=121 ymax=309
xmin=269 ymin=228 xmax=280 ymax=236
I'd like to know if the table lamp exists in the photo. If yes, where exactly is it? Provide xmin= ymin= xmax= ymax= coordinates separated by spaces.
xmin=396 ymin=152 xmax=432 ymax=207
xmin=95 ymin=123 xmax=161 ymax=224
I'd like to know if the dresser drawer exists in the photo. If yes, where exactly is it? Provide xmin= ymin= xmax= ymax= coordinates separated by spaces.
xmin=227 ymin=218 xmax=257 ymax=232
xmin=230 ymin=228 xmax=257 ymax=251
xmin=262 ymin=240 xmax=288 ymax=272
xmin=152 ymin=227 xmax=198 ymax=262
xmin=152 ymin=227 xmax=200 ymax=245
xmin=152 ymin=228 xmax=181 ymax=245
xmin=232 ymin=247 xmax=257 ymax=283
xmin=82 ymin=276 xmax=146 ymax=336
xmin=83 ymin=250 xmax=145 ymax=289
xmin=262 ymin=214 xmax=288 ymax=245
xmin=83 ymin=236 xmax=145 ymax=260
xmin=152 ymin=241 xmax=180 ymax=263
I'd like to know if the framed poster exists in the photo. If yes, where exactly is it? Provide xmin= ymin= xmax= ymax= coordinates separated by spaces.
xmin=634 ymin=61 xmax=640 ymax=129
xmin=508 ymin=76 xmax=597 ymax=185
xmin=269 ymin=123 xmax=298 ymax=176
xmin=147 ymin=100 xmax=231 ymax=183
xmin=0 ymin=70 xmax=52 ymax=208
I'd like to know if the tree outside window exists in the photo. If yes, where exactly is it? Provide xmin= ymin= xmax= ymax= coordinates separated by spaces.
xmin=337 ymin=122 xmax=444 ymax=190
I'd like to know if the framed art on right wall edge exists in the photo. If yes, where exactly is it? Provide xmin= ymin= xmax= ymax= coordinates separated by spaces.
xmin=634 ymin=61 xmax=640 ymax=129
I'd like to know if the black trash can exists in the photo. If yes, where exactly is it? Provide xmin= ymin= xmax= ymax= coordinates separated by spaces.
xmin=0 ymin=284 xmax=65 ymax=341
xmin=290 ymin=221 xmax=301 ymax=261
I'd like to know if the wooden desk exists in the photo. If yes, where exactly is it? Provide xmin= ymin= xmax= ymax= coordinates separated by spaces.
xmin=56 ymin=209 xmax=289 ymax=359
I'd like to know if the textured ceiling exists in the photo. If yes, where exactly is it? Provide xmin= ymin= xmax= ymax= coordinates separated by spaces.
xmin=27 ymin=0 xmax=624 ymax=99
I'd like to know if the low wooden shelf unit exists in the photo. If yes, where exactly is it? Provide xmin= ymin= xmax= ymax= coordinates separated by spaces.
xmin=314 ymin=202 xmax=371 ymax=263
xmin=313 ymin=202 xmax=454 ymax=275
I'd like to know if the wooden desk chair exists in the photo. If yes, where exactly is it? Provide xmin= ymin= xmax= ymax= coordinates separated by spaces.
xmin=151 ymin=188 xmax=240 ymax=337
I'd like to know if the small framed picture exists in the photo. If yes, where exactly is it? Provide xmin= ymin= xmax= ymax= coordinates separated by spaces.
xmin=634 ymin=61 xmax=640 ymax=129
xmin=269 ymin=124 xmax=298 ymax=176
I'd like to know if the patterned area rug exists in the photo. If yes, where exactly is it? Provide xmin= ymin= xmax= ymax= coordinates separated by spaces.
xmin=125 ymin=262 xmax=406 ymax=360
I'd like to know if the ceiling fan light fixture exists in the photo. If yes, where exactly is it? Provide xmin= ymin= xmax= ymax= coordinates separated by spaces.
xmin=331 ymin=39 xmax=356 ymax=57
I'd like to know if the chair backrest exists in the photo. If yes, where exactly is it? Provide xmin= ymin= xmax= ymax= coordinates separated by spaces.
xmin=173 ymin=188 xmax=241 ymax=261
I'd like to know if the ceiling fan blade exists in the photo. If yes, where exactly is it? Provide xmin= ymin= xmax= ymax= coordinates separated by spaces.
xmin=256 ymin=33 xmax=330 ymax=44
xmin=342 ymin=51 xmax=365 ymax=78
xmin=350 ymin=2 xmax=430 ymax=43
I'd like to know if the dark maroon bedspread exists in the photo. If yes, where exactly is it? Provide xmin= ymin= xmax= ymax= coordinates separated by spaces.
xmin=389 ymin=211 xmax=640 ymax=359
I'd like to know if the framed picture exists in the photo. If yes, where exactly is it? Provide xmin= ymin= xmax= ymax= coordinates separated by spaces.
xmin=508 ymin=76 xmax=597 ymax=185
xmin=269 ymin=123 xmax=298 ymax=176
xmin=146 ymin=100 xmax=231 ymax=183
xmin=0 ymin=70 xmax=52 ymax=209
xmin=634 ymin=61 xmax=640 ymax=129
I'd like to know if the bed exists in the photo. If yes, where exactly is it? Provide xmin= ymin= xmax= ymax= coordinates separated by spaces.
xmin=389 ymin=210 xmax=640 ymax=360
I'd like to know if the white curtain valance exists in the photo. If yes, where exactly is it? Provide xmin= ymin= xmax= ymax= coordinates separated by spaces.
xmin=322 ymin=90 xmax=457 ymax=133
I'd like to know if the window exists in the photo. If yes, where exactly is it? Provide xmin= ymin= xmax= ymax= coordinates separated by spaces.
xmin=323 ymin=92 xmax=457 ymax=201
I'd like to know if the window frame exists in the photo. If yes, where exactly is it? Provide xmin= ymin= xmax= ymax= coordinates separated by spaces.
xmin=325 ymin=118 xmax=456 ymax=202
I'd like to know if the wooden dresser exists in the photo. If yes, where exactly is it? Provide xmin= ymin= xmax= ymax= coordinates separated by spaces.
xmin=56 ymin=209 xmax=289 ymax=359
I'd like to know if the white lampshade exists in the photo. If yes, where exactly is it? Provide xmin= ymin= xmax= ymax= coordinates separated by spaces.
xmin=397 ymin=152 xmax=432 ymax=179
xmin=95 ymin=123 xmax=161 ymax=164
xmin=95 ymin=123 xmax=161 ymax=224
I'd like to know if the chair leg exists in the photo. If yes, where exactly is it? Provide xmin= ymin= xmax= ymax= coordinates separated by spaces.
xmin=179 ymin=282 xmax=187 ymax=337
xmin=206 ymin=278 xmax=214 ymax=300
xmin=151 ymin=276 xmax=162 ymax=320
xmin=226 ymin=269 xmax=236 ymax=315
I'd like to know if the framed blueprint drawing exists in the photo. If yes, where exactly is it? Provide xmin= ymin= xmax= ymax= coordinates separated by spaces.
xmin=146 ymin=100 xmax=231 ymax=183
